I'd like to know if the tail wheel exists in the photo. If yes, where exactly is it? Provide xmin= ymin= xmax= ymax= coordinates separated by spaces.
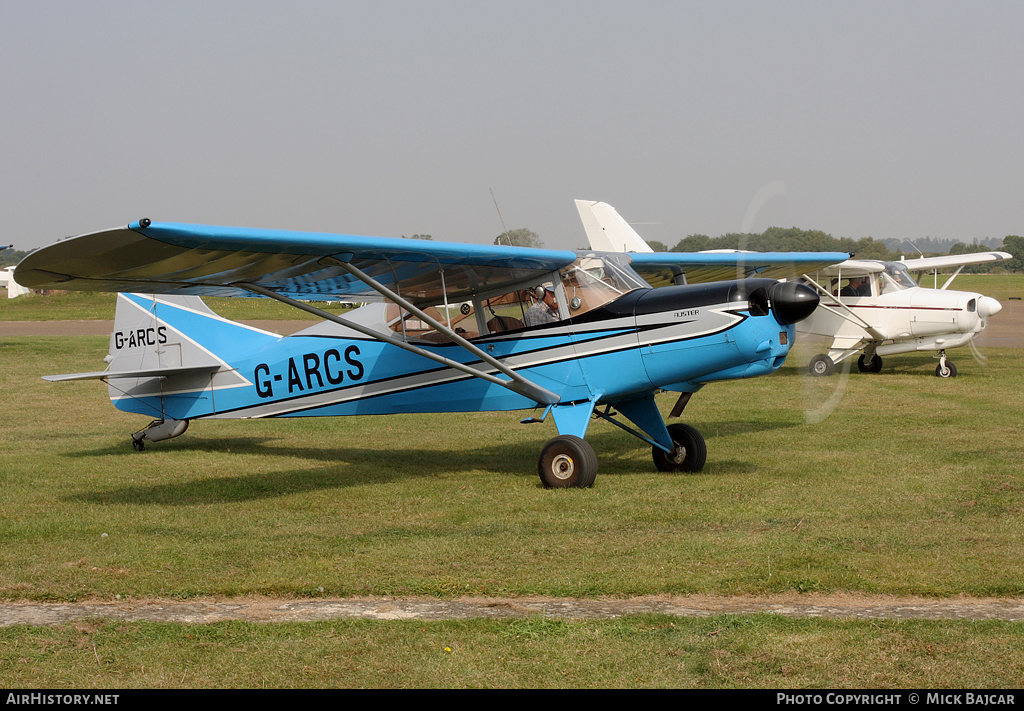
xmin=538 ymin=435 xmax=598 ymax=489
xmin=653 ymin=423 xmax=707 ymax=473
xmin=808 ymin=354 xmax=835 ymax=377
xmin=935 ymin=361 xmax=958 ymax=378
xmin=857 ymin=354 xmax=883 ymax=373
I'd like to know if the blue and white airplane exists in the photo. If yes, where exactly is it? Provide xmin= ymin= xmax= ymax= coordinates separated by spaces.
xmin=16 ymin=219 xmax=845 ymax=487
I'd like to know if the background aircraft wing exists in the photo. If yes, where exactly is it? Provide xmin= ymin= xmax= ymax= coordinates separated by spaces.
xmin=15 ymin=221 xmax=579 ymax=307
xmin=626 ymin=250 xmax=850 ymax=287
xmin=896 ymin=251 xmax=1011 ymax=272
xmin=814 ymin=259 xmax=888 ymax=276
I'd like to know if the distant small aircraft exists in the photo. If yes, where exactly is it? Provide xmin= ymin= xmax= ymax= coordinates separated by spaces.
xmin=575 ymin=200 xmax=1010 ymax=378
xmin=16 ymin=218 xmax=844 ymax=487
xmin=796 ymin=253 xmax=1008 ymax=377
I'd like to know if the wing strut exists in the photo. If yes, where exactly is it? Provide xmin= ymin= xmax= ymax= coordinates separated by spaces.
xmin=236 ymin=282 xmax=560 ymax=407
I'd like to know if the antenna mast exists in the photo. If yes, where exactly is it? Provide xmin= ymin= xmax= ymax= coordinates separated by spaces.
xmin=490 ymin=188 xmax=509 ymax=244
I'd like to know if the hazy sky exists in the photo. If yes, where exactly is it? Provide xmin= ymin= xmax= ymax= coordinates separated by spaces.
xmin=3 ymin=0 xmax=1022 ymax=252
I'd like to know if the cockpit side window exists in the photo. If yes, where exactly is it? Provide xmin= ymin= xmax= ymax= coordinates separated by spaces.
xmin=385 ymin=254 xmax=649 ymax=341
xmin=385 ymin=302 xmax=480 ymax=342
xmin=838 ymin=275 xmax=872 ymax=298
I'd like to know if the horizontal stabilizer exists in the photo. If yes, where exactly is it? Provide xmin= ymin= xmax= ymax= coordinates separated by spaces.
xmin=43 ymin=363 xmax=222 ymax=383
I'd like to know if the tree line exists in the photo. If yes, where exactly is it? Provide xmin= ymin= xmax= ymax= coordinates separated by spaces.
xmin=640 ymin=228 xmax=1023 ymax=273
xmin=492 ymin=226 xmax=1023 ymax=273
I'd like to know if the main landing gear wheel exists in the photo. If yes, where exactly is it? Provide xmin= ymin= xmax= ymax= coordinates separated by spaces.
xmin=857 ymin=354 xmax=883 ymax=373
xmin=808 ymin=354 xmax=835 ymax=377
xmin=538 ymin=435 xmax=598 ymax=489
xmin=652 ymin=423 xmax=707 ymax=473
xmin=935 ymin=361 xmax=958 ymax=378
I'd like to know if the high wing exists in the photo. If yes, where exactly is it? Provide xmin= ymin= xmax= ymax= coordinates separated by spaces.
xmin=18 ymin=220 xmax=583 ymax=406
xmin=811 ymin=253 xmax=1012 ymax=277
xmin=15 ymin=220 xmax=578 ymax=306
xmin=626 ymin=250 xmax=850 ymax=287
xmin=811 ymin=259 xmax=888 ymax=276
xmin=897 ymin=252 xmax=1011 ymax=272
xmin=575 ymin=199 xmax=848 ymax=286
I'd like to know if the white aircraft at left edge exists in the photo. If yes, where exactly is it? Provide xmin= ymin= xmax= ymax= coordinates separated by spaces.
xmin=575 ymin=199 xmax=1010 ymax=378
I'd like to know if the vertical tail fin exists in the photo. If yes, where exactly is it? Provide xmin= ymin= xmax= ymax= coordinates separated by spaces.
xmin=107 ymin=293 xmax=278 ymax=372
xmin=43 ymin=293 xmax=284 ymax=446
xmin=103 ymin=293 xmax=280 ymax=419
xmin=575 ymin=199 xmax=654 ymax=253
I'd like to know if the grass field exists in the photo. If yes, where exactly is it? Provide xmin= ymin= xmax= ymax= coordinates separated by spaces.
xmin=2 ymin=324 xmax=1023 ymax=687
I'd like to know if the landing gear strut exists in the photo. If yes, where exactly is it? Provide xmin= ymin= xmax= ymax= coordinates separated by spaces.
xmin=935 ymin=350 xmax=957 ymax=378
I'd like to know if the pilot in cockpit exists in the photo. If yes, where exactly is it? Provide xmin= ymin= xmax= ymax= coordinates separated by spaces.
xmin=841 ymin=276 xmax=870 ymax=297
xmin=524 ymin=285 xmax=559 ymax=326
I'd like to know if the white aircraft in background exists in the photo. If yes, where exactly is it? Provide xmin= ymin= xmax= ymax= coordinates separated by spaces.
xmin=575 ymin=199 xmax=1010 ymax=378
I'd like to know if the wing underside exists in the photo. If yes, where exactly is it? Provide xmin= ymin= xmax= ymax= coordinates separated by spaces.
xmin=16 ymin=222 xmax=579 ymax=308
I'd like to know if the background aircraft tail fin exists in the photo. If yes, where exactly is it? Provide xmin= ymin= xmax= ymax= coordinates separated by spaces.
xmin=575 ymin=199 xmax=654 ymax=253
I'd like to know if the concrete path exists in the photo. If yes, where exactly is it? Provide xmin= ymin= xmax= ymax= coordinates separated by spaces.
xmin=4 ymin=595 xmax=1024 ymax=627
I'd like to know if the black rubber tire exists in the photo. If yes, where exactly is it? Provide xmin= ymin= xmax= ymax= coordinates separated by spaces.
xmin=857 ymin=354 xmax=883 ymax=373
xmin=538 ymin=435 xmax=598 ymax=488
xmin=935 ymin=361 xmax=958 ymax=378
xmin=652 ymin=423 xmax=707 ymax=473
xmin=808 ymin=354 xmax=835 ymax=377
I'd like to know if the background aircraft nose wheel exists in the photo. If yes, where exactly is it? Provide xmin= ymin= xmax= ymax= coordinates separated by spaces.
xmin=538 ymin=435 xmax=598 ymax=488
xmin=132 ymin=437 xmax=145 ymax=451
xmin=934 ymin=350 xmax=957 ymax=378
xmin=857 ymin=353 xmax=883 ymax=373
xmin=652 ymin=423 xmax=707 ymax=473
xmin=808 ymin=354 xmax=835 ymax=377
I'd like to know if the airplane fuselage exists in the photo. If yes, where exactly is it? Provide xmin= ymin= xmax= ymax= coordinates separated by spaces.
xmin=107 ymin=280 xmax=805 ymax=423
xmin=800 ymin=285 xmax=1000 ymax=360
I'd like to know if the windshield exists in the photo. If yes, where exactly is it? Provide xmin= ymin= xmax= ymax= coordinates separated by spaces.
xmin=558 ymin=252 xmax=649 ymax=314
xmin=880 ymin=262 xmax=917 ymax=293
